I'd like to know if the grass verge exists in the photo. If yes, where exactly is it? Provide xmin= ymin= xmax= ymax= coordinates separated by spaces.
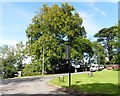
xmin=49 ymin=70 xmax=119 ymax=95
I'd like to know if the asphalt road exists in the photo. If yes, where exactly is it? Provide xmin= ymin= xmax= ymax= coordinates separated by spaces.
xmin=0 ymin=72 xmax=88 ymax=96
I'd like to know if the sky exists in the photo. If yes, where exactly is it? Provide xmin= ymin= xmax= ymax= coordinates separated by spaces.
xmin=0 ymin=1 xmax=118 ymax=46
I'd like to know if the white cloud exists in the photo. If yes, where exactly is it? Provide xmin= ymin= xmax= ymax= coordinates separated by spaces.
xmin=78 ymin=11 xmax=100 ymax=41
xmin=0 ymin=39 xmax=19 ymax=46
xmin=89 ymin=2 xmax=106 ymax=16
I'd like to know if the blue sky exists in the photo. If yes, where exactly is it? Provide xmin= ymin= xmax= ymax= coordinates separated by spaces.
xmin=0 ymin=1 xmax=118 ymax=46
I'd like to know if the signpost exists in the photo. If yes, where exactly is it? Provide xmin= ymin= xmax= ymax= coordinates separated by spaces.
xmin=66 ymin=45 xmax=71 ymax=87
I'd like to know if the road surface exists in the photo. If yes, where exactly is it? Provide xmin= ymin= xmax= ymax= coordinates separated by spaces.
xmin=0 ymin=72 xmax=88 ymax=96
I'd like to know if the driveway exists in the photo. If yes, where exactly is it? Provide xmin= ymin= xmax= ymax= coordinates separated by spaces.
xmin=0 ymin=72 xmax=88 ymax=96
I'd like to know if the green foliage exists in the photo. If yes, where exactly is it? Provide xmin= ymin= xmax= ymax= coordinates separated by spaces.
xmin=0 ymin=42 xmax=25 ymax=78
xmin=0 ymin=58 xmax=2 ymax=76
xmin=92 ymin=41 xmax=105 ymax=64
xmin=1 ymin=46 xmax=17 ymax=78
xmin=22 ymin=63 xmax=41 ymax=76
xmin=15 ymin=42 xmax=25 ymax=71
xmin=114 ymin=20 xmax=120 ymax=64
xmin=71 ymin=37 xmax=93 ymax=60
xmin=25 ymin=3 xmax=93 ymax=74
xmin=94 ymin=25 xmax=118 ymax=64
xmin=3 ymin=61 xmax=17 ymax=78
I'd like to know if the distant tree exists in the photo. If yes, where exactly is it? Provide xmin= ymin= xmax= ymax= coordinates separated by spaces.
xmin=114 ymin=20 xmax=120 ymax=64
xmin=92 ymin=41 xmax=105 ymax=64
xmin=22 ymin=62 xmax=41 ymax=76
xmin=1 ymin=45 xmax=17 ymax=78
xmin=94 ymin=25 xmax=118 ymax=64
xmin=0 ymin=42 xmax=26 ymax=78
xmin=15 ymin=42 xmax=25 ymax=71
xmin=0 ymin=45 xmax=10 ymax=59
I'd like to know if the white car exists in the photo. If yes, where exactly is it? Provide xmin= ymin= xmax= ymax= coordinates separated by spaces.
xmin=98 ymin=65 xmax=104 ymax=70
xmin=90 ymin=64 xmax=99 ymax=72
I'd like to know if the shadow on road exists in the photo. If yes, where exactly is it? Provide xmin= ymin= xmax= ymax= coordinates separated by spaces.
xmin=2 ymin=77 xmax=44 ymax=85
xmin=1 ymin=83 xmax=119 ymax=96
xmin=1 ymin=94 xmax=75 ymax=96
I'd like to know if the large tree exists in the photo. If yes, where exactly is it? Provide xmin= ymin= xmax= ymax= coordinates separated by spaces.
xmin=94 ymin=25 xmax=118 ymax=64
xmin=26 ymin=3 xmax=93 ymax=74
xmin=92 ymin=41 xmax=105 ymax=65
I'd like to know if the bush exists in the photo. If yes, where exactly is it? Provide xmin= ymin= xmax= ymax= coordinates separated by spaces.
xmin=22 ymin=63 xmax=41 ymax=76
xmin=3 ymin=65 xmax=17 ymax=78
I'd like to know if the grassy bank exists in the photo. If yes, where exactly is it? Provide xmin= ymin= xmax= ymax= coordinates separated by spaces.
xmin=50 ymin=70 xmax=119 ymax=95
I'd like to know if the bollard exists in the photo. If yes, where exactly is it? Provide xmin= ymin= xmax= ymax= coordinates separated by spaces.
xmin=58 ymin=76 xmax=64 ymax=82
xmin=88 ymin=71 xmax=93 ymax=77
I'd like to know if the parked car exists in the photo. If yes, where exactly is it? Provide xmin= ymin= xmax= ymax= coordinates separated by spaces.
xmin=107 ymin=66 xmax=113 ymax=70
xmin=112 ymin=64 xmax=120 ymax=70
xmin=98 ymin=65 xmax=105 ymax=71
xmin=54 ymin=59 xmax=93 ymax=73
xmin=90 ymin=64 xmax=99 ymax=72
xmin=75 ymin=60 xmax=85 ymax=72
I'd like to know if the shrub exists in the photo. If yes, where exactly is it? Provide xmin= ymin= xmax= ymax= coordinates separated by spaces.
xmin=22 ymin=63 xmax=41 ymax=76
xmin=3 ymin=65 xmax=17 ymax=78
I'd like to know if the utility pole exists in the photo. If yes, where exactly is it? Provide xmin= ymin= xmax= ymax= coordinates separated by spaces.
xmin=42 ymin=42 xmax=44 ymax=75
xmin=66 ymin=45 xmax=71 ymax=87
xmin=98 ymin=53 xmax=100 ymax=65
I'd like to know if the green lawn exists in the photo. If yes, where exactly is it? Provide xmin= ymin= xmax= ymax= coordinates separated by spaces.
xmin=49 ymin=70 xmax=119 ymax=95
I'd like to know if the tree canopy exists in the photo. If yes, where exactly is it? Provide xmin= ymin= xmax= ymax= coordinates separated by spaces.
xmin=26 ymin=3 xmax=93 ymax=74
xmin=94 ymin=25 xmax=118 ymax=64
xmin=92 ymin=41 xmax=105 ymax=64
